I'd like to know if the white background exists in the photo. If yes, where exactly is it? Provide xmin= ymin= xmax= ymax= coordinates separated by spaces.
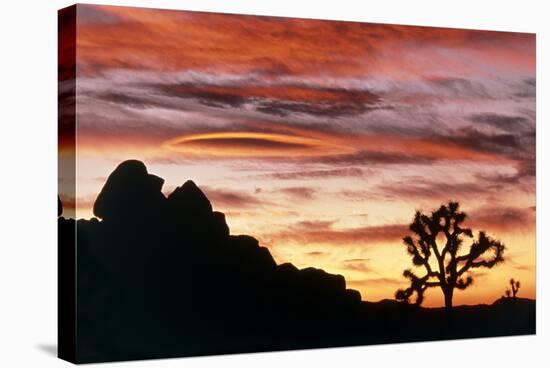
xmin=0 ymin=0 xmax=547 ymax=367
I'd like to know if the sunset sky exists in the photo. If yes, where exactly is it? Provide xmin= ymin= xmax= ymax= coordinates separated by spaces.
xmin=59 ymin=4 xmax=536 ymax=307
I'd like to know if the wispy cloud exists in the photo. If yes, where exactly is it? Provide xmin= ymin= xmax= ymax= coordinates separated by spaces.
xmin=279 ymin=187 xmax=317 ymax=200
xmin=469 ymin=205 xmax=535 ymax=233
xmin=202 ymin=186 xmax=270 ymax=209
xmin=347 ymin=277 xmax=404 ymax=287
xmin=265 ymin=221 xmax=407 ymax=246
xmin=258 ymin=167 xmax=365 ymax=180
xmin=341 ymin=258 xmax=372 ymax=273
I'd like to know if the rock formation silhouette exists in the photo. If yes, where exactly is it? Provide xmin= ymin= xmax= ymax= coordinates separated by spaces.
xmin=58 ymin=160 xmax=535 ymax=363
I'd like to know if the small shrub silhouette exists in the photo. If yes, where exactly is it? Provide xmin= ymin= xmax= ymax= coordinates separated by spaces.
xmin=505 ymin=278 xmax=521 ymax=298
xmin=395 ymin=202 xmax=505 ymax=311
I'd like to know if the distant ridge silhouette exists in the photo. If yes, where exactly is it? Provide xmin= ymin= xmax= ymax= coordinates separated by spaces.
xmin=58 ymin=160 xmax=535 ymax=363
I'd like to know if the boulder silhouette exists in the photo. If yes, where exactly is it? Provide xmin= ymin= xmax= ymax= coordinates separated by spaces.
xmin=93 ymin=160 xmax=166 ymax=221
xmin=168 ymin=180 xmax=212 ymax=218
xmin=165 ymin=180 xmax=232 ymax=241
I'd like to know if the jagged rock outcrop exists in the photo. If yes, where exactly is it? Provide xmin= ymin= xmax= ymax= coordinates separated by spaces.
xmin=58 ymin=160 xmax=363 ymax=362
xmin=166 ymin=180 xmax=230 ymax=240
xmin=168 ymin=180 xmax=212 ymax=218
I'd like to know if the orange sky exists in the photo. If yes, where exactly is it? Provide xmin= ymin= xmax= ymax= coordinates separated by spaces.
xmin=59 ymin=4 xmax=536 ymax=307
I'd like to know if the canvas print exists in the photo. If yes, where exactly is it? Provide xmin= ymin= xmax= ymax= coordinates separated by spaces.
xmin=58 ymin=4 xmax=536 ymax=364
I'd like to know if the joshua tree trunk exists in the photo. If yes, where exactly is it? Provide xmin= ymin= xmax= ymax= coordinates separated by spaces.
xmin=444 ymin=288 xmax=453 ymax=311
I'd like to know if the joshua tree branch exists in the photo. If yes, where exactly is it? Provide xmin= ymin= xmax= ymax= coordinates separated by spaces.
xmin=425 ymin=282 xmax=440 ymax=287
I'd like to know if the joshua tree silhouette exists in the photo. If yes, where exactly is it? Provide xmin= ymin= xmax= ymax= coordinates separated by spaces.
xmin=505 ymin=278 xmax=521 ymax=298
xmin=395 ymin=202 xmax=505 ymax=311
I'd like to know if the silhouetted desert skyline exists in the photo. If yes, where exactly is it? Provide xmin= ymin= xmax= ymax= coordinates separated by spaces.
xmin=57 ymin=159 xmax=535 ymax=363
